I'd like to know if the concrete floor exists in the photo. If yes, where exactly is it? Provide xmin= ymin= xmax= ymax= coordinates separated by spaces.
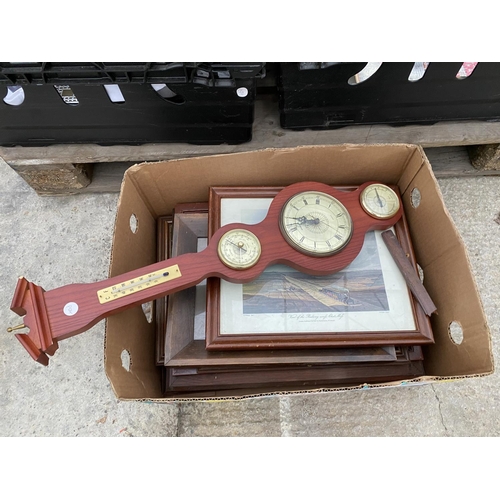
xmin=1 ymin=157 xmax=500 ymax=437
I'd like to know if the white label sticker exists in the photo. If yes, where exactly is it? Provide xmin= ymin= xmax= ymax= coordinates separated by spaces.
xmin=63 ymin=302 xmax=79 ymax=316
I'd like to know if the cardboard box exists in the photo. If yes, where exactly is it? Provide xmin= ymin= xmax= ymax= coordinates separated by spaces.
xmin=104 ymin=144 xmax=493 ymax=401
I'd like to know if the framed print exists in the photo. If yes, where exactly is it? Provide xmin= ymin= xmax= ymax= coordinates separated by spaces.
xmin=205 ymin=185 xmax=433 ymax=350
xmin=158 ymin=207 xmax=419 ymax=372
xmin=156 ymin=195 xmax=427 ymax=394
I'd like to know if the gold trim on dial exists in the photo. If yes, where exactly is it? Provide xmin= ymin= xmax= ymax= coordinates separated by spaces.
xmin=360 ymin=183 xmax=400 ymax=220
xmin=279 ymin=190 xmax=353 ymax=256
xmin=218 ymin=229 xmax=262 ymax=270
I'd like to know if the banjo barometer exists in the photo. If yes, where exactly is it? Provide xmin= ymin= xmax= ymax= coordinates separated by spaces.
xmin=8 ymin=181 xmax=403 ymax=365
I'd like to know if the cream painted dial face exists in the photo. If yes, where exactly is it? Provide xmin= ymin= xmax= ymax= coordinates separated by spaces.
xmin=279 ymin=191 xmax=353 ymax=256
xmin=360 ymin=183 xmax=400 ymax=219
xmin=217 ymin=229 xmax=262 ymax=270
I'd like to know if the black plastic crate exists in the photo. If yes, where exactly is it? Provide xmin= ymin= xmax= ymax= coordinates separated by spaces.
xmin=0 ymin=62 xmax=266 ymax=87
xmin=278 ymin=62 xmax=500 ymax=129
xmin=0 ymin=62 xmax=265 ymax=146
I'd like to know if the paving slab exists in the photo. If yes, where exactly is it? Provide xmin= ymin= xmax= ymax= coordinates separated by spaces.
xmin=278 ymin=385 xmax=447 ymax=436
xmin=177 ymin=397 xmax=282 ymax=437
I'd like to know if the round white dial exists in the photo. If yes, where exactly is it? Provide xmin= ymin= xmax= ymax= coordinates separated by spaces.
xmin=360 ymin=183 xmax=400 ymax=219
xmin=279 ymin=190 xmax=353 ymax=256
xmin=217 ymin=229 xmax=262 ymax=270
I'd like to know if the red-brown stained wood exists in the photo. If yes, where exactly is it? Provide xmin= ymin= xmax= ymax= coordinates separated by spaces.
xmin=9 ymin=181 xmax=408 ymax=364
xmin=381 ymin=230 xmax=437 ymax=316
xmin=205 ymin=183 xmax=434 ymax=350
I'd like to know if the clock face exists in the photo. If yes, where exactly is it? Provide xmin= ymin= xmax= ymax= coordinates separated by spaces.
xmin=279 ymin=190 xmax=353 ymax=256
xmin=360 ymin=183 xmax=400 ymax=219
xmin=217 ymin=229 xmax=262 ymax=270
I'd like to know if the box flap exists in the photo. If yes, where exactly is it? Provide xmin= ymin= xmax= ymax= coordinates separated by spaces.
xmin=402 ymin=162 xmax=493 ymax=376
xmin=124 ymin=145 xmax=418 ymax=217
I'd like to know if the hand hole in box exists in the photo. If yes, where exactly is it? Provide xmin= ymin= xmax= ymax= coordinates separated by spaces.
xmin=130 ymin=214 xmax=138 ymax=234
xmin=121 ymin=349 xmax=131 ymax=371
xmin=54 ymin=85 xmax=79 ymax=106
xmin=448 ymin=321 xmax=464 ymax=345
xmin=104 ymin=84 xmax=125 ymax=103
xmin=408 ymin=62 xmax=429 ymax=82
xmin=347 ymin=62 xmax=383 ymax=85
xmin=410 ymin=187 xmax=421 ymax=208
xmin=456 ymin=62 xmax=478 ymax=80
xmin=151 ymin=84 xmax=185 ymax=105
xmin=3 ymin=85 xmax=25 ymax=106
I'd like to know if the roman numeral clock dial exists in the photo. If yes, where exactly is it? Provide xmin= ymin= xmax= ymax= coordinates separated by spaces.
xmin=279 ymin=191 xmax=353 ymax=256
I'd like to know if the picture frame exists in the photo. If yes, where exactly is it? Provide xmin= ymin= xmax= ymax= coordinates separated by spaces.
xmin=164 ymin=345 xmax=425 ymax=393
xmin=205 ymin=185 xmax=433 ymax=350
xmin=160 ymin=206 xmax=208 ymax=366
xmin=155 ymin=215 xmax=173 ymax=365
xmin=156 ymin=203 xmax=210 ymax=365
xmin=166 ymin=340 xmax=401 ymax=367
xmin=157 ymin=207 xmax=421 ymax=372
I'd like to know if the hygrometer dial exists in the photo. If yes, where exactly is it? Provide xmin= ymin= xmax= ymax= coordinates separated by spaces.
xmin=360 ymin=183 xmax=400 ymax=219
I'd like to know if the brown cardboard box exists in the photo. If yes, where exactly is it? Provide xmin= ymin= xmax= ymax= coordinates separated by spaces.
xmin=104 ymin=144 xmax=493 ymax=401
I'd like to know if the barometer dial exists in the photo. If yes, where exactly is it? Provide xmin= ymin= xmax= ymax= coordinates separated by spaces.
xmin=217 ymin=229 xmax=262 ymax=270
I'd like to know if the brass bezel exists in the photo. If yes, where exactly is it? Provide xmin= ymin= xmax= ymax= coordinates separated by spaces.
xmin=217 ymin=228 xmax=262 ymax=270
xmin=360 ymin=183 xmax=400 ymax=220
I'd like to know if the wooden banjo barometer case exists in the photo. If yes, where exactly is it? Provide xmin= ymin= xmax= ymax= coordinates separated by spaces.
xmin=9 ymin=180 xmax=434 ymax=366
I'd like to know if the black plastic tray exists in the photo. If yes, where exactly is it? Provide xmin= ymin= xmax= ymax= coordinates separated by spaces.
xmin=0 ymin=63 xmax=265 ymax=146
xmin=0 ymin=62 xmax=265 ymax=87
xmin=278 ymin=62 xmax=500 ymax=129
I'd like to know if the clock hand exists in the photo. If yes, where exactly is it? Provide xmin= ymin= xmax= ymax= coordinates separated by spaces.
xmin=285 ymin=216 xmax=307 ymax=224
xmin=375 ymin=188 xmax=384 ymax=207
xmin=305 ymin=219 xmax=345 ymax=233
xmin=305 ymin=217 xmax=320 ymax=225
xmin=285 ymin=216 xmax=320 ymax=225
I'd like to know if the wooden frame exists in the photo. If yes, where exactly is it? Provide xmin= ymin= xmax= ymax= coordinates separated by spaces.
xmin=205 ymin=185 xmax=433 ymax=350
xmin=157 ymin=207 xmax=420 ymax=371
xmin=166 ymin=340 xmax=400 ymax=367
xmin=156 ymin=203 xmax=210 ymax=364
xmin=163 ymin=210 xmax=208 ymax=364
xmin=155 ymin=215 xmax=173 ymax=365
xmin=164 ymin=345 xmax=425 ymax=393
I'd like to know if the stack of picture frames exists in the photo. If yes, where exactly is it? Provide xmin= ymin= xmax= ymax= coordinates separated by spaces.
xmin=155 ymin=185 xmax=434 ymax=397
